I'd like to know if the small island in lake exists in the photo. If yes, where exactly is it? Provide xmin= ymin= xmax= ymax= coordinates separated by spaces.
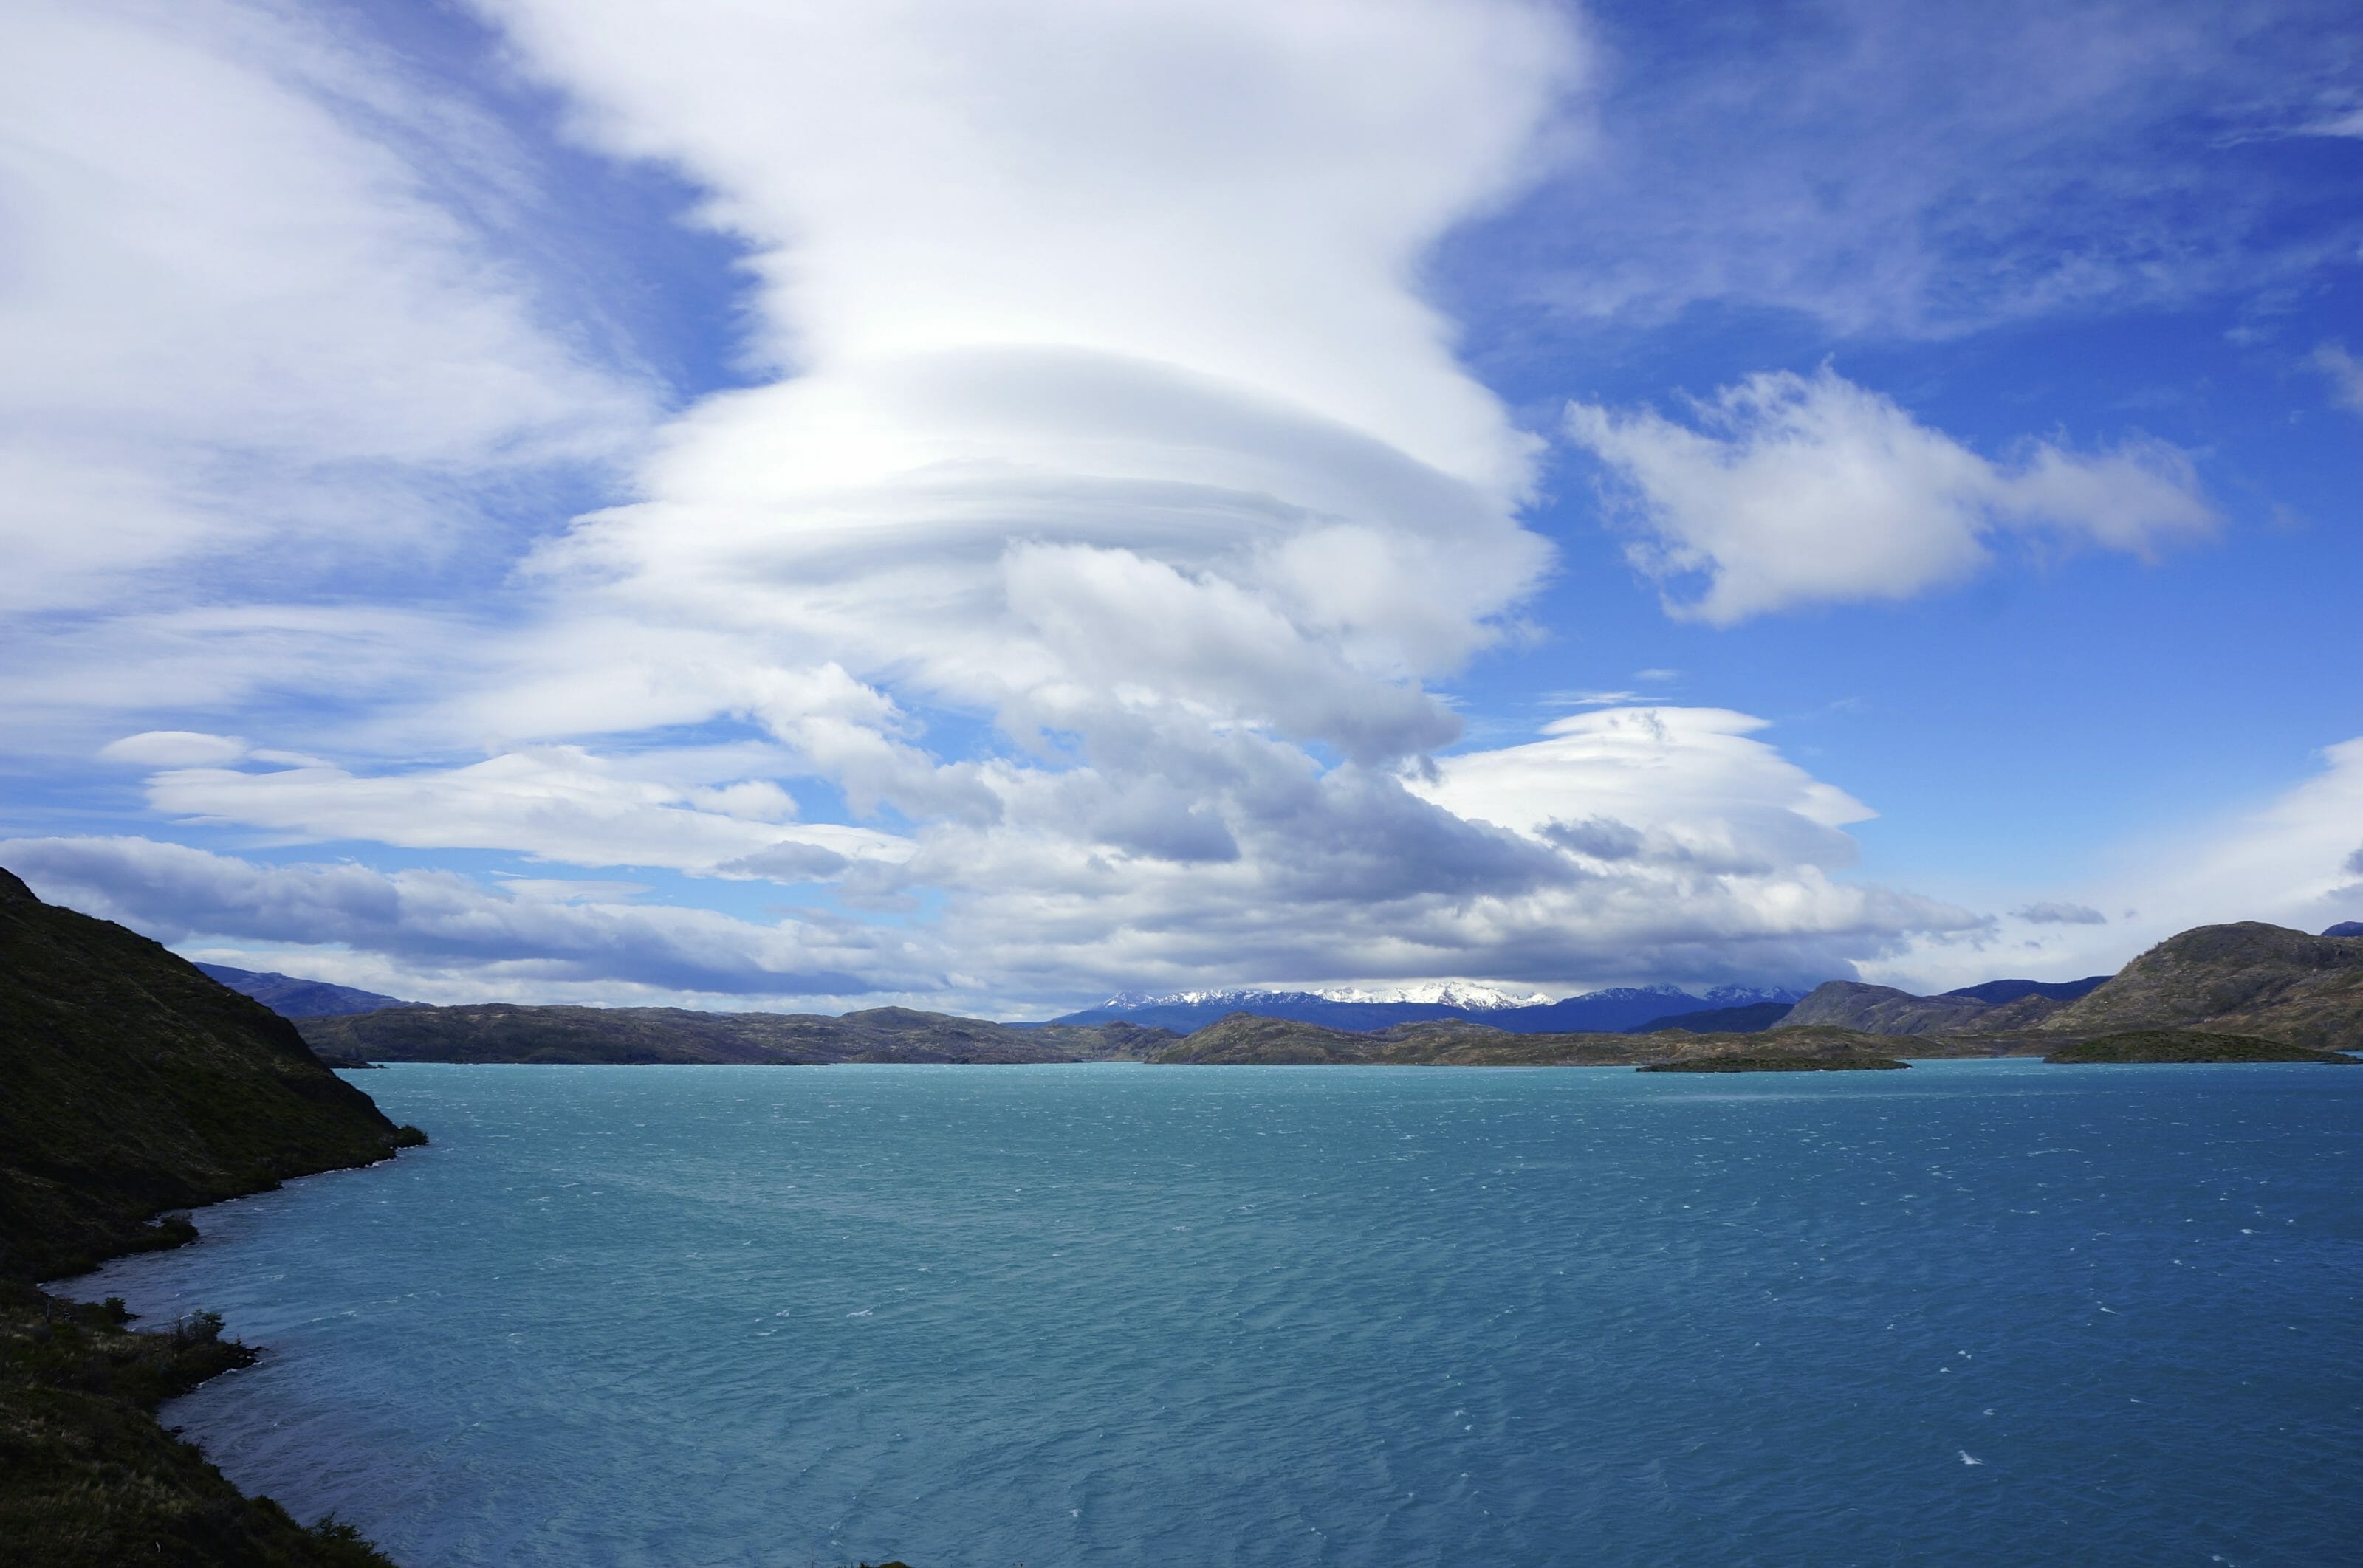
xmin=1639 ymin=1053 xmax=1909 ymax=1073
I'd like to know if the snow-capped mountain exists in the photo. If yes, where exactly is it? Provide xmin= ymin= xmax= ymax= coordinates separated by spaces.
xmin=1100 ymin=980 xmax=1552 ymax=1011
xmin=1058 ymin=981 xmax=1811 ymax=1035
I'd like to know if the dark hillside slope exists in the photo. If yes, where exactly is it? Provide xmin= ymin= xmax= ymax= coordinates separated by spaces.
xmin=2037 ymin=923 xmax=2363 ymax=1051
xmin=1 ymin=867 xmax=414 ymax=1566
xmin=0 ymin=869 xmax=422 ymax=1283
xmin=1624 ymin=1000 xmax=1794 ymax=1034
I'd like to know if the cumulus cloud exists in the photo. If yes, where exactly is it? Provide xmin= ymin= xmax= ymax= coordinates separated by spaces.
xmin=1416 ymin=708 xmax=1875 ymax=873
xmin=2014 ymin=901 xmax=2107 ymax=925
xmin=37 ymin=706 xmax=1989 ymax=1004
xmin=1567 ymin=368 xmax=2215 ymax=622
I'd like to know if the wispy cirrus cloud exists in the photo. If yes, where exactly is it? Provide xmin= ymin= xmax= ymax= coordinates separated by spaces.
xmin=1467 ymin=0 xmax=2363 ymax=337
xmin=0 ymin=0 xmax=651 ymax=625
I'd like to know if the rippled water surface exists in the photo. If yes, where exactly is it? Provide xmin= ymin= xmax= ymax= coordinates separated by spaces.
xmin=73 ymin=1062 xmax=2363 ymax=1567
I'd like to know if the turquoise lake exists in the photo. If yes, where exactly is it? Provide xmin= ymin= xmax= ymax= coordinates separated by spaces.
xmin=71 ymin=1062 xmax=2362 ymax=1566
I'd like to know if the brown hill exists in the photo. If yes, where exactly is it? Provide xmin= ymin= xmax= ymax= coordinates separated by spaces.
xmin=1776 ymin=922 xmax=2363 ymax=1053
xmin=2033 ymin=923 xmax=2363 ymax=1051
xmin=1780 ymin=980 xmax=2068 ymax=1036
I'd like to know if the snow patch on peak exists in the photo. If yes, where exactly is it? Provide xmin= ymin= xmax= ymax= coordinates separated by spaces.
xmin=1102 ymin=981 xmax=1553 ymax=1010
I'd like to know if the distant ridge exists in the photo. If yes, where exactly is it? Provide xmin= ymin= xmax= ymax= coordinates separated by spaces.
xmin=1625 ymin=1000 xmax=1794 ymax=1034
xmin=1052 ymin=983 xmax=1805 ymax=1034
xmin=2326 ymin=921 xmax=2363 ymax=938
xmin=193 ymin=962 xmax=422 ymax=1019
xmin=1940 ymin=975 xmax=2109 ymax=1005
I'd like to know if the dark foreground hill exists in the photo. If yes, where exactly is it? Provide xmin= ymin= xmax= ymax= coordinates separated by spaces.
xmin=193 ymin=963 xmax=422 ymax=1019
xmin=1 ymin=867 xmax=421 ymax=1566
xmin=1 ymin=871 xmax=425 ymax=1281
xmin=299 ymin=1003 xmax=1171 ymax=1065
xmin=1780 ymin=922 xmax=2363 ymax=1052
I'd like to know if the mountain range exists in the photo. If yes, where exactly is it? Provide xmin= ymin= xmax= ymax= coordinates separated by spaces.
xmin=275 ymin=918 xmax=2363 ymax=1067
xmin=191 ymin=963 xmax=421 ymax=1018
xmin=1050 ymin=983 xmax=1805 ymax=1034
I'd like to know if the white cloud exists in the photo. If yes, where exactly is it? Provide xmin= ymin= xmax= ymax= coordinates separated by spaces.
xmin=1416 ymin=707 xmax=1876 ymax=874
xmin=2314 ymin=343 xmax=2363 ymax=415
xmin=1567 ymin=368 xmax=2215 ymax=623
xmin=2014 ymin=901 xmax=2107 ymax=925
xmin=32 ymin=704 xmax=1989 ymax=1004
xmin=2297 ymin=106 xmax=2363 ymax=138
xmin=99 ymin=730 xmax=250 ymax=768
xmin=141 ymin=748 xmax=909 ymax=878
xmin=4 ymin=834 xmax=929 ymax=1001
xmin=0 ymin=0 xmax=646 ymax=622
xmin=444 ymin=0 xmax=1575 ymax=780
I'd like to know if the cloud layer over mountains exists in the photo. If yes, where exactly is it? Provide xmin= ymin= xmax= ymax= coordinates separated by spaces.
xmin=4 ymin=0 xmax=2357 ymax=1009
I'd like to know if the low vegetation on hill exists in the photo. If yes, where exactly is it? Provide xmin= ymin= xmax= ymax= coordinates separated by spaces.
xmin=1 ymin=867 xmax=418 ymax=1567
xmin=2043 ymin=1029 xmax=2359 ymax=1065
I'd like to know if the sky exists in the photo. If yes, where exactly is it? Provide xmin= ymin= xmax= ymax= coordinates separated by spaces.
xmin=2 ymin=0 xmax=2359 ymax=1016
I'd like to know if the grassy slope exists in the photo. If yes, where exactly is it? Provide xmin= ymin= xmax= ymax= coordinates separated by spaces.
xmin=0 ymin=1283 xmax=394 ymax=1568
xmin=2034 ymin=924 xmax=2363 ymax=1051
xmin=0 ymin=867 xmax=422 ymax=1566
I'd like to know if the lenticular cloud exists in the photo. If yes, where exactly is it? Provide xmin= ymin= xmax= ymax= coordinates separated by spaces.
xmin=474 ymin=0 xmax=1574 ymax=766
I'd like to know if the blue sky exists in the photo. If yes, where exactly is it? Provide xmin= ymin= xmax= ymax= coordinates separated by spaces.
xmin=1 ymin=0 xmax=2358 ymax=1014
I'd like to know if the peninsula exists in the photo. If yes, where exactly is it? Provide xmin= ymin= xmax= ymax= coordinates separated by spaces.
xmin=0 ymin=869 xmax=419 ymax=1566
